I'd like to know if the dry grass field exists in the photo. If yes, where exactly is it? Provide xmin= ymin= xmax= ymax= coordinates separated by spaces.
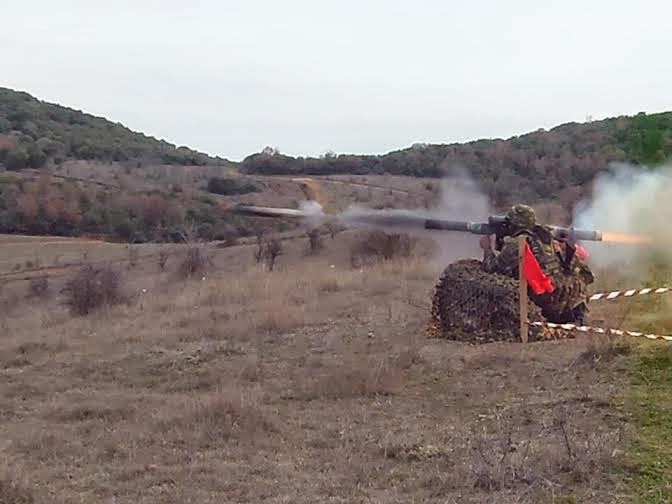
xmin=0 ymin=235 xmax=161 ymax=275
xmin=0 ymin=227 xmax=649 ymax=504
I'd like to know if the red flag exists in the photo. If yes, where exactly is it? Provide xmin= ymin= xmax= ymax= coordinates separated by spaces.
xmin=523 ymin=242 xmax=555 ymax=295
xmin=574 ymin=243 xmax=589 ymax=261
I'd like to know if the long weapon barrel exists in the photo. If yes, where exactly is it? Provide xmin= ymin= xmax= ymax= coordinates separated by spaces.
xmin=231 ymin=204 xmax=604 ymax=242
xmin=424 ymin=217 xmax=603 ymax=241
xmin=423 ymin=218 xmax=492 ymax=234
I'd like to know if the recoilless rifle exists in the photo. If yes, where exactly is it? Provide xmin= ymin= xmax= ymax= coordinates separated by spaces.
xmin=232 ymin=203 xmax=603 ymax=251
xmin=424 ymin=215 xmax=601 ymax=250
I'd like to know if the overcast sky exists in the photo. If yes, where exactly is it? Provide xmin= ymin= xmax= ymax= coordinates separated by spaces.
xmin=3 ymin=0 xmax=671 ymax=161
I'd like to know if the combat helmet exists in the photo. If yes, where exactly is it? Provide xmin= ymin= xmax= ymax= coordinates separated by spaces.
xmin=506 ymin=204 xmax=536 ymax=229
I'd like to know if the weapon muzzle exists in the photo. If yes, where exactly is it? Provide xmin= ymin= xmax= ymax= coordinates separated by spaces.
xmin=552 ymin=226 xmax=603 ymax=242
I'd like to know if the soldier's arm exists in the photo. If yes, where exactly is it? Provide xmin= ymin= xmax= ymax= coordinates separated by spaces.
xmin=482 ymin=248 xmax=498 ymax=272
xmin=578 ymin=263 xmax=595 ymax=284
xmin=482 ymin=239 xmax=518 ymax=274
xmin=495 ymin=240 xmax=521 ymax=276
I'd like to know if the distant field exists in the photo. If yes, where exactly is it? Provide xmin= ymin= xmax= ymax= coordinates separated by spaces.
xmin=0 ymin=234 xmax=164 ymax=276
xmin=0 ymin=234 xmax=95 ymax=243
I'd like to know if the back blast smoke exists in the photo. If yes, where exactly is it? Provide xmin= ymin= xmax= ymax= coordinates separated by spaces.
xmin=573 ymin=162 xmax=672 ymax=280
xmin=337 ymin=165 xmax=493 ymax=264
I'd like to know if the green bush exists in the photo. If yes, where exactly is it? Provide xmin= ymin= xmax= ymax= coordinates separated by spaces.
xmin=5 ymin=148 xmax=28 ymax=170
xmin=206 ymin=176 xmax=260 ymax=195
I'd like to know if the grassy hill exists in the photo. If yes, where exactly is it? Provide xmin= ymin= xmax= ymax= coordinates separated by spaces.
xmin=0 ymin=87 xmax=230 ymax=169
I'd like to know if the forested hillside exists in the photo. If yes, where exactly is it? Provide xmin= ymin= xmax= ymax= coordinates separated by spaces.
xmin=1 ymin=85 xmax=671 ymax=242
xmin=242 ymin=112 xmax=672 ymax=207
xmin=0 ymin=173 xmax=262 ymax=243
xmin=0 ymin=87 xmax=230 ymax=169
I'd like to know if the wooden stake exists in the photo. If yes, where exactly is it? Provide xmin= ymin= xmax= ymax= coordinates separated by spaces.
xmin=518 ymin=235 xmax=529 ymax=343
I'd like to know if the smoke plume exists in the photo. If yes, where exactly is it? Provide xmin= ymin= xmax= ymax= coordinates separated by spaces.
xmin=297 ymin=199 xmax=326 ymax=230
xmin=338 ymin=164 xmax=493 ymax=265
xmin=573 ymin=162 xmax=672 ymax=279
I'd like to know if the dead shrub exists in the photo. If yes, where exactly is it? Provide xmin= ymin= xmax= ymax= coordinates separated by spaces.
xmin=466 ymin=407 xmax=620 ymax=494
xmin=574 ymin=334 xmax=631 ymax=367
xmin=47 ymin=402 xmax=133 ymax=423
xmin=325 ymin=221 xmax=342 ymax=239
xmin=265 ymin=239 xmax=283 ymax=271
xmin=157 ymin=248 xmax=170 ymax=271
xmin=223 ymin=232 xmax=239 ymax=247
xmin=24 ymin=259 xmax=40 ymax=269
xmin=391 ymin=339 xmax=424 ymax=369
xmin=0 ymin=477 xmax=34 ymax=504
xmin=168 ymin=389 xmax=272 ymax=444
xmin=178 ymin=246 xmax=213 ymax=279
xmin=350 ymin=231 xmax=417 ymax=267
xmin=62 ymin=265 xmax=123 ymax=316
xmin=26 ymin=276 xmax=49 ymax=299
xmin=306 ymin=228 xmax=324 ymax=254
xmin=253 ymin=233 xmax=283 ymax=271
xmin=319 ymin=278 xmax=341 ymax=293
xmin=305 ymin=355 xmax=403 ymax=400
xmin=236 ymin=358 xmax=261 ymax=383
xmin=255 ymin=305 xmax=306 ymax=334
xmin=127 ymin=246 xmax=139 ymax=268
xmin=216 ymin=235 xmax=239 ymax=248
xmin=253 ymin=232 xmax=265 ymax=264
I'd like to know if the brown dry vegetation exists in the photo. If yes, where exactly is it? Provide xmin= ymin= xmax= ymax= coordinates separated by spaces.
xmin=0 ymin=234 xmax=636 ymax=503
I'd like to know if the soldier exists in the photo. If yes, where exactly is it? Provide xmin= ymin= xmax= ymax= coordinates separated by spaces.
xmin=479 ymin=204 xmax=592 ymax=324
xmin=479 ymin=204 xmax=545 ymax=277
xmin=552 ymin=233 xmax=594 ymax=324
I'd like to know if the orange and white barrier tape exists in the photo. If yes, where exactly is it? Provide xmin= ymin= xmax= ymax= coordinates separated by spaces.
xmin=589 ymin=287 xmax=670 ymax=302
xmin=529 ymin=321 xmax=672 ymax=342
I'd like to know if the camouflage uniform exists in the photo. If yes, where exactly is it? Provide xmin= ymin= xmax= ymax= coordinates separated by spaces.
xmin=482 ymin=204 xmax=593 ymax=324
xmin=552 ymin=238 xmax=594 ymax=324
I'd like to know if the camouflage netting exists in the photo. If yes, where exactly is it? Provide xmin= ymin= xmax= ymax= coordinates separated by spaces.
xmin=427 ymin=259 xmax=571 ymax=343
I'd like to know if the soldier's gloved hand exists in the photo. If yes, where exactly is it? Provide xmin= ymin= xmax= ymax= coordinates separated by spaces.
xmin=479 ymin=236 xmax=491 ymax=250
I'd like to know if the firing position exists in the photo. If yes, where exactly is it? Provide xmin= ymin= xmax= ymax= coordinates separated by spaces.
xmin=479 ymin=204 xmax=594 ymax=325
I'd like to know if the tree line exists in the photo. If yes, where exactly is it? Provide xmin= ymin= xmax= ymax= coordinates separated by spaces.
xmin=240 ymin=112 xmax=672 ymax=208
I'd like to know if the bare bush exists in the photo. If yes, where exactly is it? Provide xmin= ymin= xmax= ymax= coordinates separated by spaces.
xmin=24 ymin=259 xmax=40 ymax=269
xmin=265 ymin=239 xmax=282 ymax=271
xmin=157 ymin=248 xmax=170 ymax=271
xmin=253 ymin=233 xmax=283 ymax=271
xmin=350 ymin=231 xmax=417 ymax=267
xmin=127 ymin=246 xmax=139 ymax=268
xmin=466 ymin=406 xmax=620 ymax=495
xmin=178 ymin=246 xmax=213 ymax=279
xmin=574 ymin=334 xmax=631 ymax=367
xmin=253 ymin=232 xmax=265 ymax=264
xmin=26 ymin=276 xmax=49 ymax=299
xmin=299 ymin=354 xmax=403 ymax=400
xmin=223 ymin=233 xmax=239 ymax=247
xmin=325 ymin=221 xmax=341 ymax=239
xmin=306 ymin=228 xmax=323 ymax=254
xmin=161 ymin=389 xmax=273 ymax=445
xmin=62 ymin=265 xmax=123 ymax=316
